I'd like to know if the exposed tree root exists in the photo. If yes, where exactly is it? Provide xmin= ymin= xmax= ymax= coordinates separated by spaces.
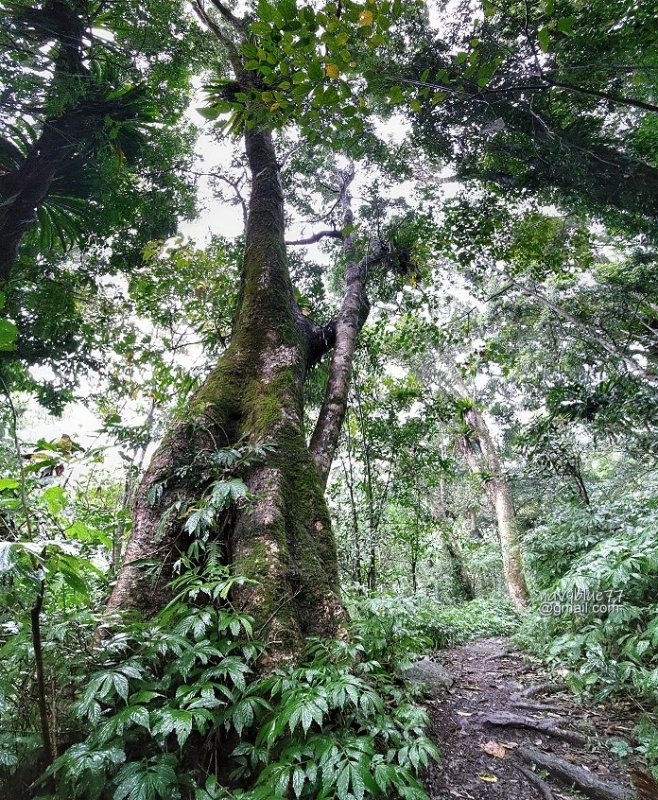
xmin=518 ymin=683 xmax=568 ymax=699
xmin=517 ymin=746 xmax=637 ymax=800
xmin=512 ymin=699 xmax=564 ymax=713
xmin=514 ymin=763 xmax=557 ymax=800
xmin=480 ymin=711 xmax=587 ymax=745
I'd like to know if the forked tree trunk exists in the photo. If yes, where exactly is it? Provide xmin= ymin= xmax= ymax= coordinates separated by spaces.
xmin=456 ymin=398 xmax=529 ymax=610
xmin=105 ymin=128 xmax=376 ymax=662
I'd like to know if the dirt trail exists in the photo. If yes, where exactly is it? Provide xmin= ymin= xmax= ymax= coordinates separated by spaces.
xmin=423 ymin=637 xmax=651 ymax=800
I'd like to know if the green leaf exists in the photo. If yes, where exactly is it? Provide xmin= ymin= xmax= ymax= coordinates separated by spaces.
xmin=388 ymin=85 xmax=405 ymax=105
xmin=556 ymin=16 xmax=576 ymax=33
xmin=197 ymin=106 xmax=222 ymax=120
xmin=0 ymin=318 xmax=18 ymax=351
xmin=40 ymin=485 xmax=67 ymax=515
xmin=307 ymin=61 xmax=324 ymax=81
xmin=538 ymin=26 xmax=550 ymax=52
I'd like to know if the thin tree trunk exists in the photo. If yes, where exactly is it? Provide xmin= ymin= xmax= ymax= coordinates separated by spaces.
xmin=339 ymin=428 xmax=362 ymax=582
xmin=429 ymin=490 xmax=476 ymax=600
xmin=466 ymin=507 xmax=480 ymax=538
xmin=352 ymin=384 xmax=378 ymax=593
xmin=457 ymin=401 xmax=529 ymax=609
xmin=31 ymin=576 xmax=52 ymax=765
xmin=309 ymin=168 xmax=384 ymax=486
xmin=441 ymin=527 xmax=476 ymax=600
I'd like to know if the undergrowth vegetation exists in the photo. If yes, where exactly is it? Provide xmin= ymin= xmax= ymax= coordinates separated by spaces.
xmin=348 ymin=594 xmax=519 ymax=653
xmin=520 ymin=483 xmax=658 ymax=703
xmin=1 ymin=560 xmax=440 ymax=800
xmin=517 ymin=478 xmax=658 ymax=773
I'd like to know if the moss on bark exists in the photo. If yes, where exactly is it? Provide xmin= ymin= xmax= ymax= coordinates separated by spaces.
xmin=106 ymin=127 xmax=343 ymax=663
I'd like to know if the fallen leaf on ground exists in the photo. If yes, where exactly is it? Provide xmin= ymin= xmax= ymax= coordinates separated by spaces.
xmin=482 ymin=741 xmax=506 ymax=759
xmin=456 ymin=710 xmax=473 ymax=716
xmin=479 ymin=773 xmax=498 ymax=783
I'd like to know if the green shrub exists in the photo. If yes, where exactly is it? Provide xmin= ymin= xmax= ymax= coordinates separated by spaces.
xmin=519 ymin=486 xmax=658 ymax=703
xmin=426 ymin=597 xmax=520 ymax=648
xmin=31 ymin=564 xmax=438 ymax=800
xmin=347 ymin=592 xmax=520 ymax=654
xmin=518 ymin=484 xmax=658 ymax=777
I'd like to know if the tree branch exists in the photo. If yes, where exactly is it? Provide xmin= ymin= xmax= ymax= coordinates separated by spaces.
xmin=191 ymin=0 xmax=243 ymax=67
xmin=479 ymin=78 xmax=658 ymax=113
xmin=309 ymin=165 xmax=386 ymax=486
xmin=208 ymin=0 xmax=246 ymax=36
xmin=503 ymin=271 xmax=658 ymax=385
xmin=286 ymin=229 xmax=343 ymax=246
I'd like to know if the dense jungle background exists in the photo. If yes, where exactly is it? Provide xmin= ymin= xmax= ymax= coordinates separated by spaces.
xmin=1 ymin=0 xmax=658 ymax=798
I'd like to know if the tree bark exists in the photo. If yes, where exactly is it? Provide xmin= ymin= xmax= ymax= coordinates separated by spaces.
xmin=105 ymin=127 xmax=351 ymax=663
xmin=309 ymin=167 xmax=384 ymax=487
xmin=441 ymin=527 xmax=475 ymax=600
xmin=454 ymin=385 xmax=529 ymax=609
xmin=0 ymin=113 xmax=84 ymax=281
xmin=429 ymin=489 xmax=476 ymax=600
xmin=30 ymin=576 xmax=53 ymax=765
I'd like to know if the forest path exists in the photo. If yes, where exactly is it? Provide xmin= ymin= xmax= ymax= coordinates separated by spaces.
xmin=423 ymin=637 xmax=650 ymax=800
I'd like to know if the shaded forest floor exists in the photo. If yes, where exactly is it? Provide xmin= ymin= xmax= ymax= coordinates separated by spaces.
xmin=423 ymin=637 xmax=650 ymax=800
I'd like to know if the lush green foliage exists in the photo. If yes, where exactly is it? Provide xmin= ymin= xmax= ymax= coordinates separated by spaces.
xmin=348 ymin=594 xmax=519 ymax=654
xmin=2 ymin=0 xmax=658 ymax=793
xmin=18 ymin=564 xmax=438 ymax=800
xmin=518 ymin=478 xmax=658 ymax=703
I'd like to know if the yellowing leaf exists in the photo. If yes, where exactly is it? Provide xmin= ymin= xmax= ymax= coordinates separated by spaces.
xmin=479 ymin=773 xmax=498 ymax=783
xmin=358 ymin=9 xmax=374 ymax=26
xmin=324 ymin=63 xmax=340 ymax=79
xmin=270 ymin=102 xmax=281 ymax=111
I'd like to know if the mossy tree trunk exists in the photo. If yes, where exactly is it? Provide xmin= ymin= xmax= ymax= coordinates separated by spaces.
xmin=107 ymin=0 xmax=390 ymax=661
xmin=106 ymin=124 xmax=384 ymax=661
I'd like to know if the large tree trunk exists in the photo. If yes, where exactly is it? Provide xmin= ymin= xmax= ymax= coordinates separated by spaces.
xmin=105 ymin=128 xmax=354 ymax=662
xmin=455 ymin=396 xmax=529 ymax=610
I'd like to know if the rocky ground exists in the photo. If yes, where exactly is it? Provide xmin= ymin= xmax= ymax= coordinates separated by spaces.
xmin=412 ymin=637 xmax=656 ymax=800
